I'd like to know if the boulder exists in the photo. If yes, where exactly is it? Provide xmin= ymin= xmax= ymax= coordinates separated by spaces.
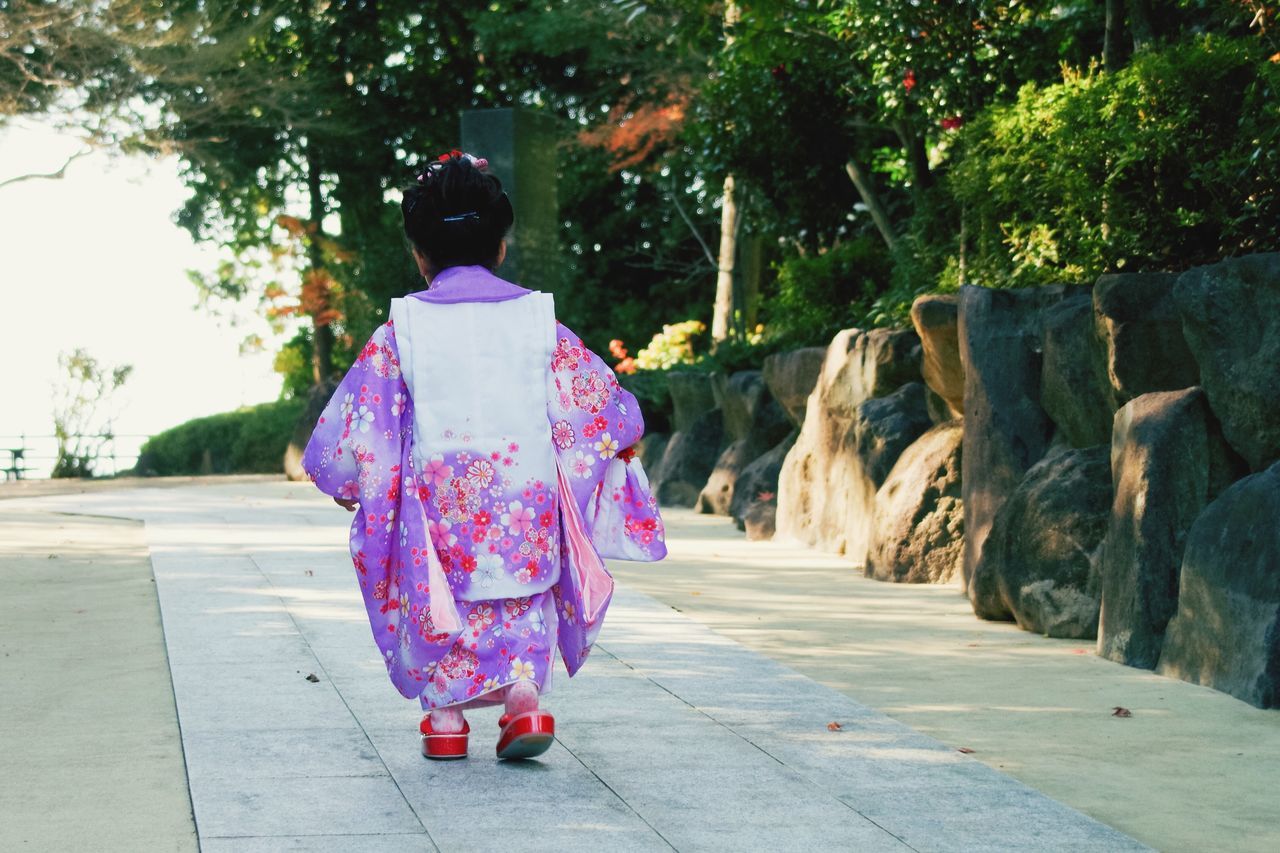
xmin=958 ymin=285 xmax=1066 ymax=595
xmin=742 ymin=499 xmax=778 ymax=541
xmin=865 ymin=421 xmax=964 ymax=584
xmin=696 ymin=440 xmax=754 ymax=516
xmin=1094 ymin=272 xmax=1199 ymax=407
xmin=284 ymin=379 xmax=338 ymax=481
xmin=696 ymin=375 xmax=791 ymax=515
xmin=762 ymin=347 xmax=827 ymax=428
xmin=720 ymin=371 xmax=766 ymax=442
xmin=730 ymin=432 xmax=797 ymax=535
xmin=970 ymin=446 xmax=1111 ymax=638
xmin=1174 ymin=253 xmax=1280 ymax=472
xmin=1040 ymin=292 xmax=1113 ymax=448
xmin=1099 ymin=389 xmax=1244 ymax=669
xmin=776 ymin=329 xmax=924 ymax=557
xmin=1157 ymin=462 xmax=1280 ymax=708
xmin=666 ymin=371 xmax=721 ymax=433
xmin=653 ymin=408 xmax=724 ymax=507
xmin=854 ymin=383 xmax=934 ymax=486
xmin=910 ymin=294 xmax=964 ymax=417
xmin=635 ymin=432 xmax=670 ymax=471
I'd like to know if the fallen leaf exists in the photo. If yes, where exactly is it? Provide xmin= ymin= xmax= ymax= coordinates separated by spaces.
xmin=966 ymin=643 xmax=979 ymax=648
xmin=1112 ymin=706 xmax=1132 ymax=718
xmin=305 ymin=673 xmax=320 ymax=683
xmin=689 ymin=591 xmax=701 ymax=596
xmin=957 ymin=747 xmax=976 ymax=754
xmin=826 ymin=721 xmax=843 ymax=731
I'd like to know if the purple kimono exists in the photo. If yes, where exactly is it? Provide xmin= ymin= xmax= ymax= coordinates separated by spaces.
xmin=302 ymin=266 xmax=666 ymax=711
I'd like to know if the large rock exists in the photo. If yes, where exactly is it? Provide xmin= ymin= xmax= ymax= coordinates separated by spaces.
xmin=635 ymin=432 xmax=669 ymax=471
xmin=1157 ymin=462 xmax=1280 ymax=708
xmin=1094 ymin=272 xmax=1199 ymax=407
xmin=720 ymin=371 xmax=765 ymax=442
xmin=730 ymin=432 xmax=797 ymax=527
xmin=696 ymin=374 xmax=791 ymax=515
xmin=910 ymin=294 xmax=964 ymax=417
xmin=666 ymin=371 xmax=721 ymax=433
xmin=762 ymin=347 xmax=827 ymax=428
xmin=776 ymin=329 xmax=924 ymax=558
xmin=696 ymin=440 xmax=754 ymax=516
xmin=652 ymin=408 xmax=724 ymax=507
xmin=865 ymin=421 xmax=964 ymax=584
xmin=1174 ymin=253 xmax=1280 ymax=472
xmin=958 ymin=285 xmax=1066 ymax=595
xmin=1040 ymin=292 xmax=1113 ymax=448
xmin=1099 ymin=389 xmax=1242 ymax=669
xmin=970 ymin=446 xmax=1111 ymax=638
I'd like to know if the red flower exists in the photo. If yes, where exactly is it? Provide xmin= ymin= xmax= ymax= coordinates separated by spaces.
xmin=941 ymin=115 xmax=964 ymax=131
xmin=903 ymin=70 xmax=917 ymax=92
xmin=437 ymin=148 xmax=463 ymax=162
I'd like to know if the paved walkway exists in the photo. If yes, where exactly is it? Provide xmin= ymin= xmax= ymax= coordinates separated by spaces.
xmin=4 ymin=481 xmax=1148 ymax=852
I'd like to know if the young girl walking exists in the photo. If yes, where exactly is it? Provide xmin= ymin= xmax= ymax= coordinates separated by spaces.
xmin=302 ymin=151 xmax=666 ymax=761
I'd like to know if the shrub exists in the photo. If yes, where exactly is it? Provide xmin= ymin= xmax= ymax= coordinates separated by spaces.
xmin=760 ymin=235 xmax=893 ymax=346
xmin=618 ymin=369 xmax=674 ymax=435
xmin=136 ymin=398 xmax=306 ymax=476
xmin=951 ymin=35 xmax=1280 ymax=288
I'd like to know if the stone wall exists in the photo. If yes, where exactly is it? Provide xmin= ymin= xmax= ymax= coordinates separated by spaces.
xmin=648 ymin=253 xmax=1278 ymax=708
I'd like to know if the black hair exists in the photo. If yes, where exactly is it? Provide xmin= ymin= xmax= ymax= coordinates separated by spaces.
xmin=401 ymin=154 xmax=514 ymax=272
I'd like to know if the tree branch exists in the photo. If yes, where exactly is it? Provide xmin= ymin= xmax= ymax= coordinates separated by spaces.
xmin=845 ymin=159 xmax=898 ymax=252
xmin=666 ymin=186 xmax=718 ymax=269
xmin=0 ymin=148 xmax=91 ymax=190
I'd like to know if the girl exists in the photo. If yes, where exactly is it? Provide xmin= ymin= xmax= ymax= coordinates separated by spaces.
xmin=302 ymin=151 xmax=666 ymax=761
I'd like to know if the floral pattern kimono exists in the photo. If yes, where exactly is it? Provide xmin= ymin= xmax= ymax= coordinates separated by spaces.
xmin=302 ymin=265 xmax=665 ymax=711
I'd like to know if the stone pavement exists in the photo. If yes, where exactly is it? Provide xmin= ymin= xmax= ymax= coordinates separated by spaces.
xmin=5 ymin=481 xmax=1148 ymax=852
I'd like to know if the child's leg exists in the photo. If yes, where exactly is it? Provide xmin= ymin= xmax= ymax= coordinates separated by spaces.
xmin=504 ymin=680 xmax=539 ymax=716
xmin=429 ymin=706 xmax=466 ymax=733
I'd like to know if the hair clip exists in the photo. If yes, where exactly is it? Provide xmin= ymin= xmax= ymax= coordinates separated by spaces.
xmin=441 ymin=211 xmax=480 ymax=222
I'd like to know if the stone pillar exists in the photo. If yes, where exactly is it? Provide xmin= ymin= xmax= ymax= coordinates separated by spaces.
xmin=461 ymin=108 xmax=560 ymax=294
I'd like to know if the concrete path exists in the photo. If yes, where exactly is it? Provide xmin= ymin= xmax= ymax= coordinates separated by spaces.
xmin=4 ymin=481 xmax=1148 ymax=852
xmin=0 ymin=508 xmax=197 ymax=852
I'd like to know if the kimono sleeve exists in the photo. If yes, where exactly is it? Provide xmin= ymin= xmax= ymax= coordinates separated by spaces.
xmin=548 ymin=323 xmax=666 ymax=561
xmin=301 ymin=322 xmax=411 ymax=502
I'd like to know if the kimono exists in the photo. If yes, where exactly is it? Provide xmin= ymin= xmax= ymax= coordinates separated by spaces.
xmin=302 ymin=265 xmax=666 ymax=712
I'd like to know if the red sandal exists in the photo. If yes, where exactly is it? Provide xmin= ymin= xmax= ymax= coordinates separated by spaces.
xmin=420 ymin=717 xmax=470 ymax=760
xmin=496 ymin=710 xmax=555 ymax=760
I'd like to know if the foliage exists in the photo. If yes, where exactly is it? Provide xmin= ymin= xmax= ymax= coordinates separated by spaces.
xmin=617 ymin=369 xmax=674 ymax=434
xmin=951 ymin=35 xmax=1280 ymax=287
xmin=135 ymin=398 xmax=306 ymax=476
xmin=51 ymin=349 xmax=133 ymax=479
xmin=761 ymin=236 xmax=892 ymax=346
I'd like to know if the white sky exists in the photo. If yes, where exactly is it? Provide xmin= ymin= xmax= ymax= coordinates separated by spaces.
xmin=0 ymin=121 xmax=284 ymax=452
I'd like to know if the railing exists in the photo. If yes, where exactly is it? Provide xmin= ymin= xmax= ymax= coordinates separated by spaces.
xmin=0 ymin=434 xmax=149 ymax=481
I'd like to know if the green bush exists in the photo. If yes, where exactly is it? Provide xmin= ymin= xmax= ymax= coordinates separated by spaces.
xmin=951 ymin=35 xmax=1280 ymax=288
xmin=760 ymin=235 xmax=893 ymax=346
xmin=136 ymin=398 xmax=306 ymax=476
xmin=618 ymin=369 xmax=674 ymax=435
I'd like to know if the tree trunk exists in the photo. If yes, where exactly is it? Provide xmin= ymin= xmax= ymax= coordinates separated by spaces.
xmin=711 ymin=0 xmax=742 ymax=345
xmin=1104 ymin=0 xmax=1124 ymax=72
xmin=845 ymin=159 xmax=898 ymax=252
xmin=712 ymin=172 xmax=739 ymax=343
xmin=305 ymin=144 xmax=334 ymax=384
xmin=1127 ymin=0 xmax=1156 ymax=53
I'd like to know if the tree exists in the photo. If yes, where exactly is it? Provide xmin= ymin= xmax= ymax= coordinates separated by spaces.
xmin=51 ymin=348 xmax=132 ymax=478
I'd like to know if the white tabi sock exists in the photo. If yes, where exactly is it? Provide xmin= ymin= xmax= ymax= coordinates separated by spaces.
xmin=429 ymin=707 xmax=466 ymax=733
